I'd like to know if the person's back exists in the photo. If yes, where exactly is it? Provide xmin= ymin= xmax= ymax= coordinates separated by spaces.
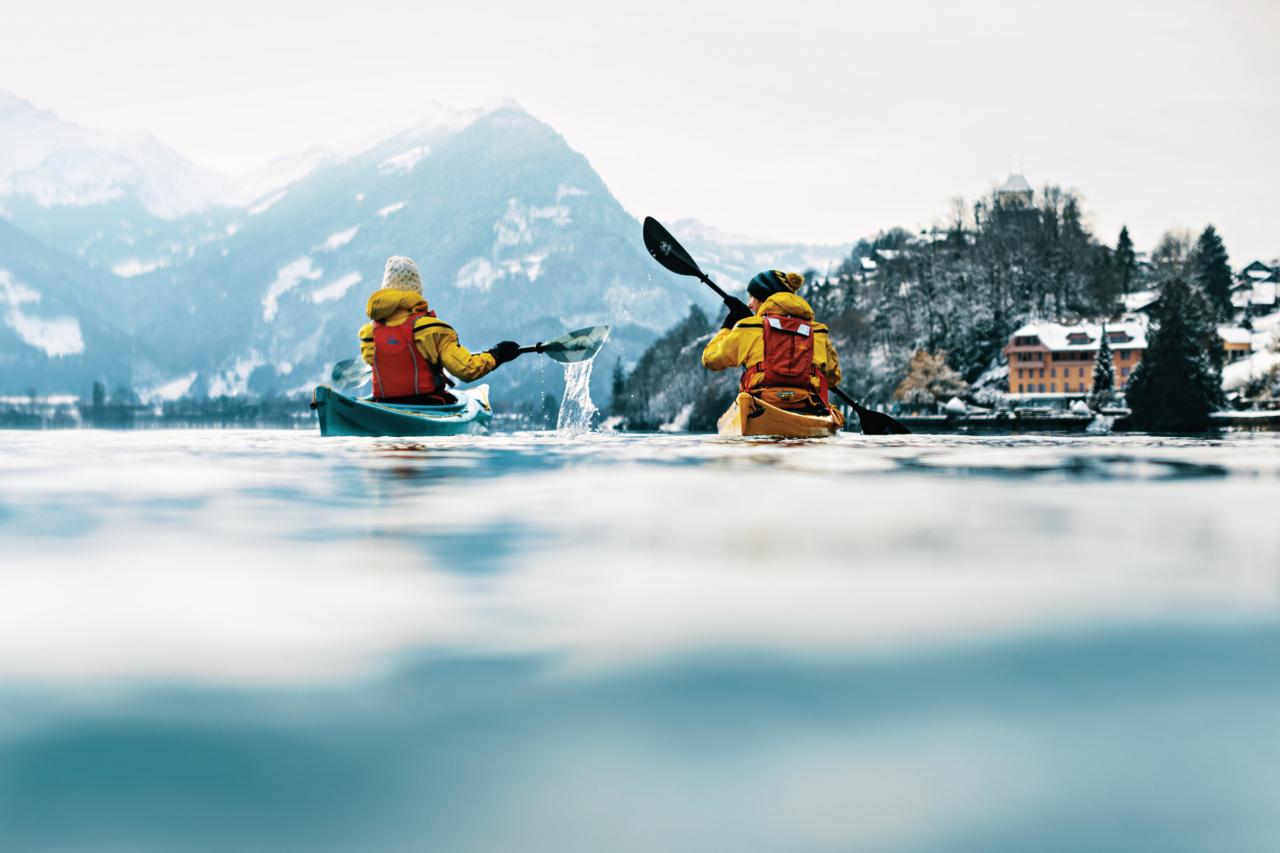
xmin=358 ymin=256 xmax=521 ymax=403
xmin=701 ymin=269 xmax=840 ymax=411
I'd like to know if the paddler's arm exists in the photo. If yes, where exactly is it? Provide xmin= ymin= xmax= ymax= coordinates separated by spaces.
xmin=414 ymin=319 xmax=497 ymax=382
xmin=701 ymin=326 xmax=748 ymax=371
xmin=817 ymin=328 xmax=842 ymax=387
xmin=358 ymin=322 xmax=375 ymax=365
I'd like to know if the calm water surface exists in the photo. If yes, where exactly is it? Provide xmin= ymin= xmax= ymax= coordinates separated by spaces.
xmin=1 ymin=429 xmax=1279 ymax=852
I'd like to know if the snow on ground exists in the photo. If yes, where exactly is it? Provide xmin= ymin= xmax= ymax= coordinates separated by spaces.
xmin=556 ymin=184 xmax=588 ymax=201
xmin=141 ymin=372 xmax=197 ymax=403
xmin=378 ymin=146 xmax=430 ymax=174
xmin=318 ymin=225 xmax=359 ymax=251
xmin=208 ymin=353 xmax=265 ymax=397
xmin=246 ymin=190 xmax=286 ymax=216
xmin=377 ymin=201 xmax=405 ymax=218
xmin=262 ymin=257 xmax=322 ymax=322
xmin=311 ymin=272 xmax=363 ymax=303
xmin=495 ymin=198 xmax=571 ymax=247
xmin=0 ymin=268 xmax=85 ymax=357
xmin=658 ymin=403 xmax=694 ymax=433
xmin=456 ymin=258 xmax=500 ymax=291
xmin=111 ymin=258 xmax=169 ymax=278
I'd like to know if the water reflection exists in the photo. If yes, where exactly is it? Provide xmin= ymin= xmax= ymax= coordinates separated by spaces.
xmin=0 ymin=430 xmax=1278 ymax=851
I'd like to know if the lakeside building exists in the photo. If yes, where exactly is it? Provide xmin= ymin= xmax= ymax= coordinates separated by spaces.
xmin=1004 ymin=320 xmax=1147 ymax=398
xmin=1004 ymin=318 xmax=1255 ymax=400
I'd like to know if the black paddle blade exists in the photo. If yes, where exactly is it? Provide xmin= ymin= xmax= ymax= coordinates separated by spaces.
xmin=643 ymin=216 xmax=703 ymax=279
xmin=855 ymin=405 xmax=912 ymax=435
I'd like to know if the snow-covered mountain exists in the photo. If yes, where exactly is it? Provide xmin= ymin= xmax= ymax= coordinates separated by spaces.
xmin=669 ymin=218 xmax=850 ymax=290
xmin=0 ymin=93 xmax=853 ymax=403
xmin=0 ymin=91 xmax=229 ymax=218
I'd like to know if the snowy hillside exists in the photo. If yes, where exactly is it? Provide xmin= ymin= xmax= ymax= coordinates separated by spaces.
xmin=0 ymin=218 xmax=150 ymax=393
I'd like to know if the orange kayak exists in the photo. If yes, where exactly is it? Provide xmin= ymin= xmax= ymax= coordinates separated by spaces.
xmin=717 ymin=392 xmax=843 ymax=438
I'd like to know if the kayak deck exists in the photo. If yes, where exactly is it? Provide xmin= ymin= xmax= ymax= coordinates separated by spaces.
xmin=312 ymin=385 xmax=492 ymax=437
xmin=717 ymin=391 xmax=842 ymax=438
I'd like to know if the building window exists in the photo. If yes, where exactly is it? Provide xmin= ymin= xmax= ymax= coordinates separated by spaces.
xmin=1121 ymin=367 xmax=1129 ymax=377
xmin=1050 ymin=383 xmax=1056 ymax=392
xmin=1050 ymin=368 xmax=1056 ymax=377
xmin=1039 ymin=369 xmax=1045 ymax=378
xmin=1038 ymin=383 xmax=1045 ymax=393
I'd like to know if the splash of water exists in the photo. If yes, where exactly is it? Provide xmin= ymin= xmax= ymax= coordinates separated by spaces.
xmin=557 ymin=359 xmax=598 ymax=433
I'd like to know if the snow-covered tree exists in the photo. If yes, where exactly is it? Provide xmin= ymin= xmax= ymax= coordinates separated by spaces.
xmin=1115 ymin=226 xmax=1137 ymax=294
xmin=1191 ymin=225 xmax=1233 ymax=320
xmin=1125 ymin=277 xmax=1223 ymax=431
xmin=1091 ymin=327 xmax=1115 ymax=408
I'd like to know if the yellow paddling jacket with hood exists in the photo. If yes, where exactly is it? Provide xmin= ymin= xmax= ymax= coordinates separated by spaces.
xmin=358 ymin=288 xmax=497 ymax=382
xmin=701 ymin=291 xmax=841 ymax=391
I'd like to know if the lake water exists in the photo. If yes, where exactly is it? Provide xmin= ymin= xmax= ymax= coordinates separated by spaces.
xmin=1 ymin=429 xmax=1279 ymax=852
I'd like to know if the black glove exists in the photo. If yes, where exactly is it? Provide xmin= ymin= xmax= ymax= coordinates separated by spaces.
xmin=721 ymin=297 xmax=753 ymax=330
xmin=487 ymin=340 xmax=522 ymax=365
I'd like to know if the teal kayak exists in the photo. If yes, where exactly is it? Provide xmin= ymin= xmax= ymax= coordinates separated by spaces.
xmin=312 ymin=384 xmax=493 ymax=437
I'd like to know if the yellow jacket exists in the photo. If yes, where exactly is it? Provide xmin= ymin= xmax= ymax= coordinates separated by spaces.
xmin=358 ymin=288 xmax=497 ymax=382
xmin=701 ymin=291 xmax=841 ymax=389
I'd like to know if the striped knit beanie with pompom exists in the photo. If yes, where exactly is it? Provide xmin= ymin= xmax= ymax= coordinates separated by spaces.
xmin=746 ymin=269 xmax=804 ymax=302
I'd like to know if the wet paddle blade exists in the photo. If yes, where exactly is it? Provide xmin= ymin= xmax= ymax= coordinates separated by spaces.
xmin=855 ymin=405 xmax=912 ymax=435
xmin=539 ymin=325 xmax=610 ymax=364
xmin=331 ymin=358 xmax=371 ymax=392
xmin=643 ymin=217 xmax=704 ymax=279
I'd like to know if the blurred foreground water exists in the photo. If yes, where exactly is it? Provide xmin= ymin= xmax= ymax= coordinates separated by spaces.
xmin=1 ymin=430 xmax=1279 ymax=852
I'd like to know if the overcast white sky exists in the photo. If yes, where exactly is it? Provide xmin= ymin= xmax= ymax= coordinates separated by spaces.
xmin=2 ymin=0 xmax=1277 ymax=257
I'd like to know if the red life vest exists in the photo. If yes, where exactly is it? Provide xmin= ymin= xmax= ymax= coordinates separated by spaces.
xmin=740 ymin=313 xmax=829 ymax=404
xmin=371 ymin=310 xmax=447 ymax=400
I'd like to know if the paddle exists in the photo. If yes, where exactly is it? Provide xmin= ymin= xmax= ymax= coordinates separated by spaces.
xmin=642 ymin=216 xmax=911 ymax=436
xmin=328 ymin=325 xmax=611 ymax=393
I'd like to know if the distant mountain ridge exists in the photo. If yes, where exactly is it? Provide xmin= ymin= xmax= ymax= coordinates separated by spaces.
xmin=0 ymin=91 xmax=851 ymax=403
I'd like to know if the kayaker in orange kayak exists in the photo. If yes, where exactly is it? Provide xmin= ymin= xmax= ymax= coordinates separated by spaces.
xmin=701 ymin=269 xmax=841 ymax=413
xmin=358 ymin=256 xmax=521 ymax=404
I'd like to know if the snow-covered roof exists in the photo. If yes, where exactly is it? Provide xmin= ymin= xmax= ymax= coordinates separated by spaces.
xmin=1007 ymin=318 xmax=1148 ymax=351
xmin=875 ymin=248 xmax=900 ymax=261
xmin=1246 ymin=268 xmax=1275 ymax=281
xmin=1250 ymin=283 xmax=1278 ymax=305
xmin=1122 ymin=290 xmax=1158 ymax=312
xmin=1218 ymin=326 xmax=1252 ymax=346
xmin=859 ymin=256 xmax=877 ymax=272
xmin=997 ymin=174 xmax=1032 ymax=194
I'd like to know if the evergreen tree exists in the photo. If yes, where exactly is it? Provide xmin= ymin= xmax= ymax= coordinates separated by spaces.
xmin=1191 ymin=225 xmax=1233 ymax=320
xmin=1125 ymin=277 xmax=1223 ymax=431
xmin=1086 ymin=246 xmax=1120 ymax=316
xmin=609 ymin=357 xmax=626 ymax=411
xmin=1090 ymin=326 xmax=1115 ymax=407
xmin=1115 ymin=226 xmax=1137 ymax=294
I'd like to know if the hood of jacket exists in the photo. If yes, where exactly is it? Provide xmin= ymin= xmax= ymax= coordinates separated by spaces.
xmin=366 ymin=288 xmax=429 ymax=323
xmin=756 ymin=291 xmax=815 ymax=320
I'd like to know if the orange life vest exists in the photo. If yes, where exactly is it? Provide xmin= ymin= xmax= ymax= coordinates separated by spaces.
xmin=371 ymin=310 xmax=447 ymax=400
xmin=740 ymin=313 xmax=829 ymax=405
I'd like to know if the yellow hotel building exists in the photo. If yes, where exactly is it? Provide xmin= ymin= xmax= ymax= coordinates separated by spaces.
xmin=1003 ymin=321 xmax=1147 ymax=398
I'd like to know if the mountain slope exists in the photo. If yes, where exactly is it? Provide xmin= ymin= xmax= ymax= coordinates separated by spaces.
xmin=0 ymin=219 xmax=151 ymax=394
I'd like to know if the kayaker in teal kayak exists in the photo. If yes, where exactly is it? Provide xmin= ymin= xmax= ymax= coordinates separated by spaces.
xmin=358 ymin=256 xmax=521 ymax=404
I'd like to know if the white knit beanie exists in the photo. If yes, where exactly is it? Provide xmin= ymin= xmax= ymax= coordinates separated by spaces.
xmin=382 ymin=256 xmax=423 ymax=293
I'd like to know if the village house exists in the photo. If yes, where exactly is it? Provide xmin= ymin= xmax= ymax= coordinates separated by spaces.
xmin=1004 ymin=318 xmax=1254 ymax=400
xmin=1004 ymin=320 xmax=1147 ymax=398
